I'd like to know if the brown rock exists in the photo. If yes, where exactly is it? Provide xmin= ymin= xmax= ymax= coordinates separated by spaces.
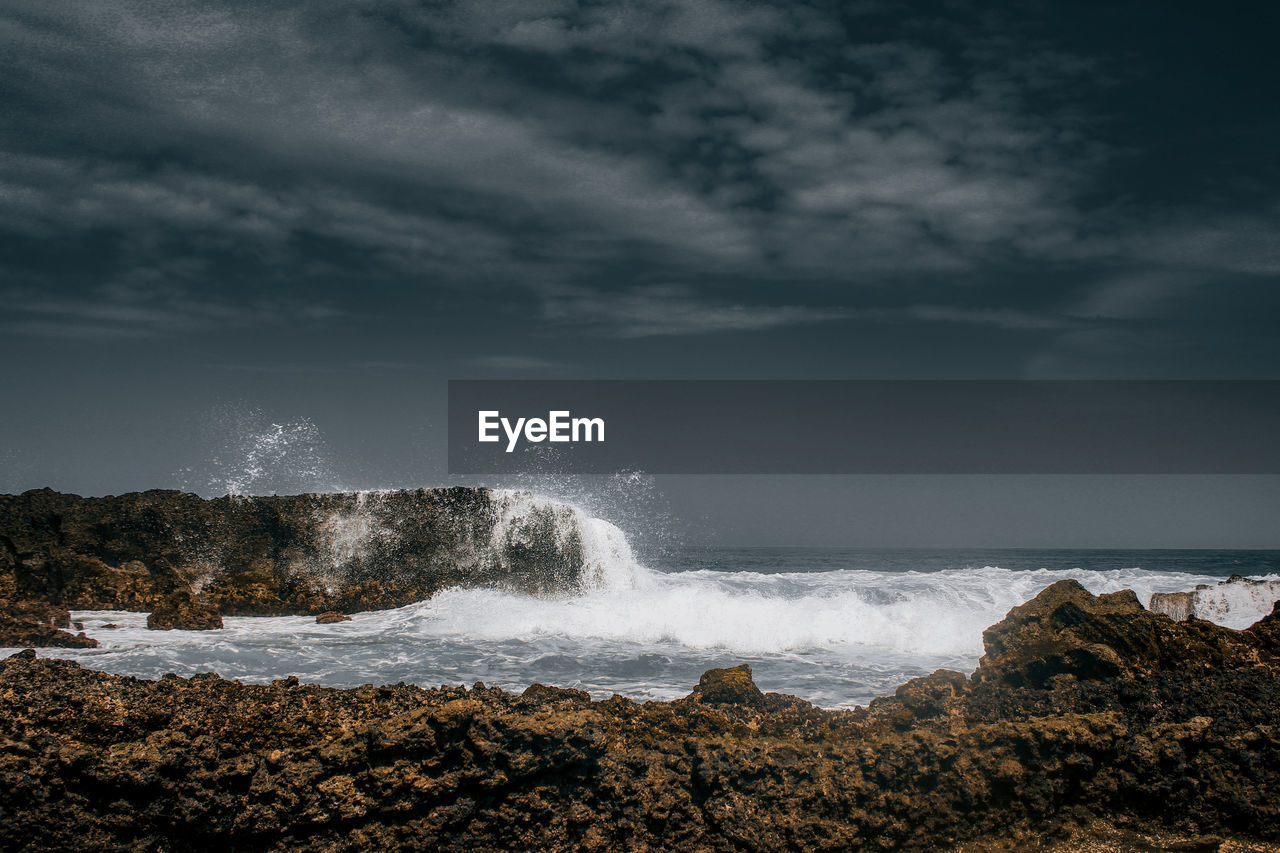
xmin=974 ymin=580 xmax=1158 ymax=687
xmin=2 ymin=578 xmax=1280 ymax=851
xmin=0 ymin=617 xmax=98 ymax=648
xmin=0 ymin=593 xmax=97 ymax=648
xmin=0 ymin=487 xmax=594 ymax=617
xmin=686 ymin=663 xmax=766 ymax=708
xmin=146 ymin=591 xmax=223 ymax=631
xmin=315 ymin=611 xmax=351 ymax=624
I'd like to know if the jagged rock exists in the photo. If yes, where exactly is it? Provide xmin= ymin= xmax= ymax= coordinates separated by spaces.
xmin=1149 ymin=574 xmax=1280 ymax=628
xmin=868 ymin=668 xmax=969 ymax=723
xmin=0 ymin=618 xmax=98 ymax=648
xmin=315 ymin=611 xmax=351 ymax=624
xmin=686 ymin=663 xmax=767 ymax=709
xmin=146 ymin=591 xmax=223 ymax=631
xmin=974 ymin=580 xmax=1158 ymax=687
xmin=0 ymin=576 xmax=97 ymax=648
xmin=2 ymin=578 xmax=1280 ymax=853
xmin=0 ymin=487 xmax=600 ymax=616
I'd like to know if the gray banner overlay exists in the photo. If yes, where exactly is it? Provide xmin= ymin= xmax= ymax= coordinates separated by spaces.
xmin=448 ymin=380 xmax=1280 ymax=474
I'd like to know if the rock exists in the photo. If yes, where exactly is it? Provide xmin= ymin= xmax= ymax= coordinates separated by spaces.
xmin=868 ymin=668 xmax=968 ymax=722
xmin=1149 ymin=575 xmax=1280 ymax=629
xmin=0 ymin=586 xmax=97 ymax=648
xmin=315 ymin=611 xmax=351 ymax=624
xmin=2 ymin=580 xmax=1280 ymax=851
xmin=0 ymin=487 xmax=606 ymax=616
xmin=1149 ymin=589 xmax=1195 ymax=622
xmin=685 ymin=663 xmax=766 ymax=708
xmin=974 ymin=580 xmax=1157 ymax=687
xmin=0 ymin=616 xmax=98 ymax=648
xmin=146 ymin=591 xmax=223 ymax=631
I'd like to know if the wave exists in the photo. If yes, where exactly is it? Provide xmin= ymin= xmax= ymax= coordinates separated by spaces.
xmin=411 ymin=564 xmax=1238 ymax=658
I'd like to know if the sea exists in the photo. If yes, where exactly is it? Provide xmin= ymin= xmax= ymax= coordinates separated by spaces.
xmin=26 ymin=538 xmax=1280 ymax=709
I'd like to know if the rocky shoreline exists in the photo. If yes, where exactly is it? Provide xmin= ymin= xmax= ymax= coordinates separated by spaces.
xmin=2 ymin=579 xmax=1279 ymax=852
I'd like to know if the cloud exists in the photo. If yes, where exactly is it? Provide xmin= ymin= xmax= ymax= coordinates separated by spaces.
xmin=469 ymin=355 xmax=565 ymax=371
xmin=1 ymin=0 xmax=1274 ymax=369
xmin=2 ymin=279 xmax=342 ymax=340
xmin=540 ymin=284 xmax=846 ymax=337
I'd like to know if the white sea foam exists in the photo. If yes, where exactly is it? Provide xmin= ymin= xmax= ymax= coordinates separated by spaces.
xmin=30 ymin=557 xmax=1272 ymax=708
xmin=413 ymin=564 xmax=1235 ymax=658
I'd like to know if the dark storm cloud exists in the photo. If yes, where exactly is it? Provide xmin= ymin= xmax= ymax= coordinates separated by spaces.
xmin=1 ymin=0 xmax=1277 ymax=364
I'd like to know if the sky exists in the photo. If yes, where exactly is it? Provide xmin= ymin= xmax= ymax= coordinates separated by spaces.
xmin=2 ymin=0 xmax=1278 ymax=546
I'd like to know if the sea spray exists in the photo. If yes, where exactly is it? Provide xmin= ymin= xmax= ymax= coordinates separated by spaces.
xmin=175 ymin=404 xmax=345 ymax=497
xmin=483 ymin=490 xmax=645 ymax=592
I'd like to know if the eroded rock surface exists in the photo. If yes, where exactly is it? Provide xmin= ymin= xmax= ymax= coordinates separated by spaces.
xmin=0 ymin=487 xmax=602 ymax=620
xmin=1 ymin=580 xmax=1278 ymax=852
xmin=0 ymin=576 xmax=97 ymax=648
xmin=146 ymin=590 xmax=224 ymax=631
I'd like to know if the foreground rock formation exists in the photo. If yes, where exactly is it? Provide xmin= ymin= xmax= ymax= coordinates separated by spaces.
xmin=2 ymin=580 xmax=1278 ymax=852
xmin=0 ymin=487 xmax=610 ymax=627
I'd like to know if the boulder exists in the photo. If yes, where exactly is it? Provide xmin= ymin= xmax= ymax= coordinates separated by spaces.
xmin=685 ymin=664 xmax=766 ymax=709
xmin=146 ymin=591 xmax=223 ymax=631
xmin=315 ymin=611 xmax=351 ymax=624
xmin=0 ymin=584 xmax=97 ymax=648
xmin=974 ymin=579 xmax=1157 ymax=687
xmin=0 ymin=616 xmax=98 ymax=648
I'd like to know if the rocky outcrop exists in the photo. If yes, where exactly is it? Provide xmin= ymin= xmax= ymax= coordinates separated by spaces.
xmin=1150 ymin=574 xmax=1280 ymax=628
xmin=1 ymin=580 xmax=1278 ymax=852
xmin=315 ymin=611 xmax=352 ymax=624
xmin=0 ymin=607 xmax=98 ymax=648
xmin=0 ymin=487 xmax=609 ymax=618
xmin=146 ymin=590 xmax=224 ymax=631
xmin=0 ymin=575 xmax=98 ymax=648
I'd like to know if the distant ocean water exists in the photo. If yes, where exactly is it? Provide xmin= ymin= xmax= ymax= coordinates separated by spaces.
xmin=27 ymin=544 xmax=1280 ymax=708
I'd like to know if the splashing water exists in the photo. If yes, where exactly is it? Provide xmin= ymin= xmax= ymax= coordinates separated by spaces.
xmin=487 ymin=490 xmax=645 ymax=591
xmin=176 ymin=405 xmax=344 ymax=496
xmin=475 ymin=465 xmax=677 ymax=560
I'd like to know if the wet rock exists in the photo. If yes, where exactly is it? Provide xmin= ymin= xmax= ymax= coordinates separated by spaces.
xmin=1149 ymin=590 xmax=1196 ymax=622
xmin=0 ymin=577 xmax=97 ymax=648
xmin=146 ymin=591 xmax=223 ymax=631
xmin=315 ymin=611 xmax=351 ymax=624
xmin=0 ymin=487 xmax=597 ymax=616
xmin=0 ymin=616 xmax=98 ymax=648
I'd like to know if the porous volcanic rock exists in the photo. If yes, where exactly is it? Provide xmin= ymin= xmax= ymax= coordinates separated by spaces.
xmin=146 ymin=590 xmax=223 ymax=631
xmin=0 ymin=576 xmax=97 ymax=648
xmin=1 ymin=581 xmax=1278 ymax=851
xmin=0 ymin=487 xmax=598 ymax=617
